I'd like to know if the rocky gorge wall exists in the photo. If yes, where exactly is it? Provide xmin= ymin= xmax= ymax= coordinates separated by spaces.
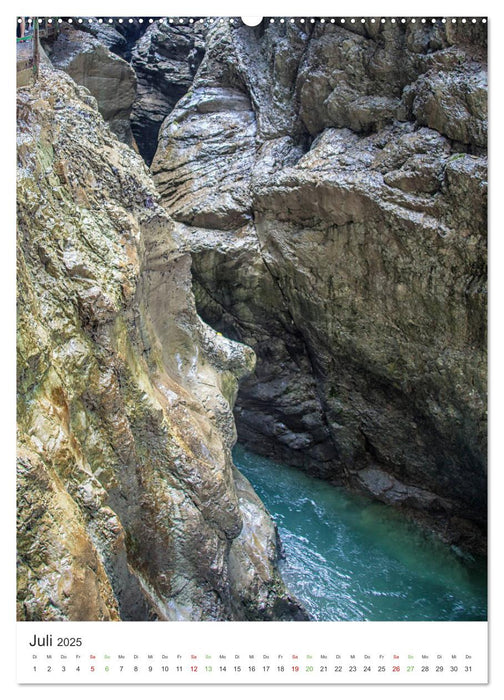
xmin=16 ymin=64 xmax=305 ymax=621
xmin=17 ymin=17 xmax=487 ymax=623
xmin=149 ymin=19 xmax=487 ymax=553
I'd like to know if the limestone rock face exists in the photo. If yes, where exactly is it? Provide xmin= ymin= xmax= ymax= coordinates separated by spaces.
xmin=16 ymin=66 xmax=304 ymax=621
xmin=71 ymin=17 xmax=147 ymax=60
xmin=131 ymin=22 xmax=206 ymax=164
xmin=70 ymin=19 xmax=128 ymax=55
xmin=154 ymin=86 xmax=256 ymax=228
xmin=45 ymin=24 xmax=137 ymax=146
xmin=410 ymin=68 xmax=487 ymax=147
xmin=152 ymin=20 xmax=487 ymax=553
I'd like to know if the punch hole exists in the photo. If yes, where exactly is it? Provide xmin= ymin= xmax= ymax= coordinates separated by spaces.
xmin=242 ymin=17 xmax=263 ymax=26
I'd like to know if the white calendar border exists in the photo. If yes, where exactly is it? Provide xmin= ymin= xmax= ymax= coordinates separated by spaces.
xmin=5 ymin=0 xmax=501 ymax=697
xmin=16 ymin=620 xmax=488 ymax=685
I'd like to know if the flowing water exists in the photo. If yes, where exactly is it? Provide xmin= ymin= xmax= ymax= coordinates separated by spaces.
xmin=233 ymin=444 xmax=487 ymax=622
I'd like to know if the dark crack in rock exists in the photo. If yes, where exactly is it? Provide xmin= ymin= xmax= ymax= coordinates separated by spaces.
xmin=131 ymin=21 xmax=206 ymax=164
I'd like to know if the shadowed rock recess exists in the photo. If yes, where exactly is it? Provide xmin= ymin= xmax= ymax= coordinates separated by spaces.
xmin=17 ymin=18 xmax=487 ymax=621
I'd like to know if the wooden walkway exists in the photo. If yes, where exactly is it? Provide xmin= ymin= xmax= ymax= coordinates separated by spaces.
xmin=16 ymin=38 xmax=34 ymax=87
xmin=16 ymin=21 xmax=57 ymax=87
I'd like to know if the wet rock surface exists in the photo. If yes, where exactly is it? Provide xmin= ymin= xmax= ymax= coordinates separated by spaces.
xmin=43 ymin=24 xmax=137 ymax=146
xmin=151 ymin=20 xmax=487 ymax=553
xmin=131 ymin=21 xmax=206 ymax=164
xmin=73 ymin=17 xmax=148 ymax=61
xmin=16 ymin=66 xmax=303 ymax=621
xmin=17 ymin=18 xmax=487 ymax=623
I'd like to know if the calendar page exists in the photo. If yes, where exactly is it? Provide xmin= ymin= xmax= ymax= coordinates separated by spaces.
xmin=14 ymin=0 xmax=490 ymax=690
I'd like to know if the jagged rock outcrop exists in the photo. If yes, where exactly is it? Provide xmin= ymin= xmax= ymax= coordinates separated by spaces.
xmin=16 ymin=64 xmax=306 ymax=621
xmin=73 ymin=17 xmax=148 ymax=61
xmin=43 ymin=24 xmax=137 ymax=146
xmin=71 ymin=18 xmax=129 ymax=55
xmin=151 ymin=19 xmax=487 ymax=553
xmin=131 ymin=21 xmax=206 ymax=164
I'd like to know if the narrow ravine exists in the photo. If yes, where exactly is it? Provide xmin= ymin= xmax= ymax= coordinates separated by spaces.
xmin=233 ymin=444 xmax=487 ymax=622
xmin=17 ymin=17 xmax=487 ymax=622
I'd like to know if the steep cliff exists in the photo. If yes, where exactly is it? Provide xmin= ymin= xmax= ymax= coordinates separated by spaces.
xmin=44 ymin=24 xmax=138 ymax=147
xmin=17 ymin=18 xmax=487 ymax=625
xmin=131 ymin=21 xmax=206 ymax=164
xmin=16 ymin=65 xmax=305 ymax=621
xmin=151 ymin=19 xmax=487 ymax=553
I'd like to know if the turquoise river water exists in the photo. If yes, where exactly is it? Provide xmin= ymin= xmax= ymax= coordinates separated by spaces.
xmin=233 ymin=444 xmax=487 ymax=622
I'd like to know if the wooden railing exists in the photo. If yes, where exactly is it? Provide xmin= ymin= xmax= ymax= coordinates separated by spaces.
xmin=16 ymin=18 xmax=59 ymax=82
xmin=16 ymin=18 xmax=59 ymax=43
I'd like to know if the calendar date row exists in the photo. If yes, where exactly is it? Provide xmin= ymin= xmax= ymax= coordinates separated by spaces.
xmin=32 ymin=663 xmax=474 ymax=674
